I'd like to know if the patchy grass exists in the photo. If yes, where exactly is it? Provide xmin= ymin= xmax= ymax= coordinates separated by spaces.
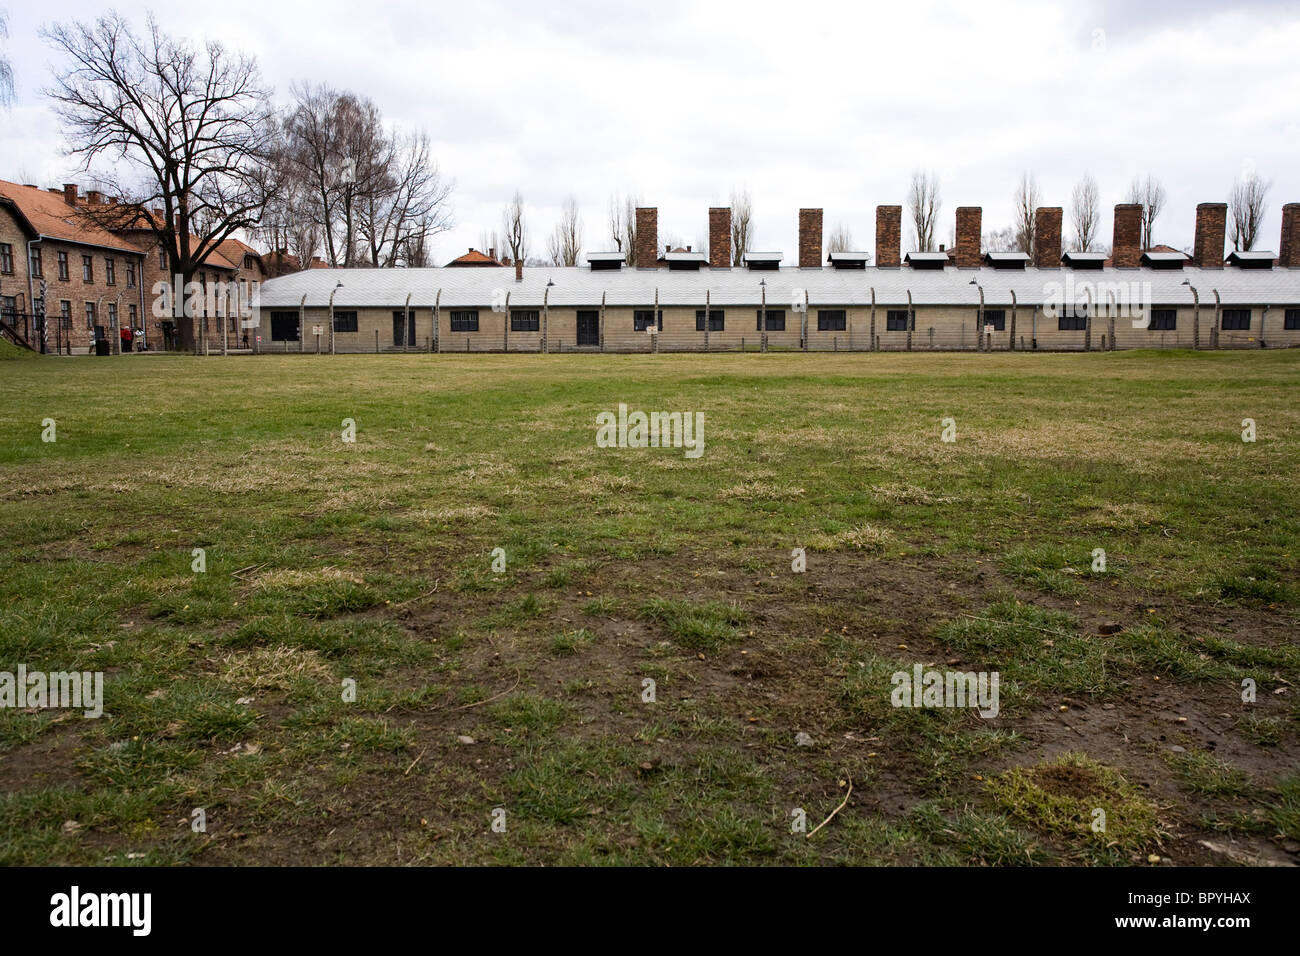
xmin=0 ymin=350 xmax=1297 ymax=865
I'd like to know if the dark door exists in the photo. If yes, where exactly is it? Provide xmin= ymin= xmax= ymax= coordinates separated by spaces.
xmin=576 ymin=310 xmax=599 ymax=346
xmin=393 ymin=310 xmax=416 ymax=347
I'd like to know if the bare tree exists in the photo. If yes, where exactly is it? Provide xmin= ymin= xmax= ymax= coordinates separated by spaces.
xmin=1013 ymin=171 xmax=1040 ymax=255
xmin=356 ymin=128 xmax=453 ymax=267
xmin=43 ymin=12 xmax=278 ymax=352
xmin=827 ymin=222 xmax=855 ymax=254
xmin=608 ymin=194 xmax=626 ymax=255
xmin=1126 ymin=174 xmax=1166 ymax=250
xmin=503 ymin=190 xmax=527 ymax=264
xmin=908 ymin=169 xmax=941 ymax=251
xmin=1069 ymin=173 xmax=1100 ymax=251
xmin=0 ymin=9 xmax=14 ymax=109
xmin=1229 ymin=173 xmax=1271 ymax=252
xmin=982 ymin=226 xmax=1017 ymax=252
xmin=730 ymin=188 xmax=753 ymax=266
xmin=547 ymin=195 xmax=582 ymax=266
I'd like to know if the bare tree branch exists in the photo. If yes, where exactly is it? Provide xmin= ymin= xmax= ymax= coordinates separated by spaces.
xmin=42 ymin=11 xmax=279 ymax=351
xmin=1229 ymin=173 xmax=1271 ymax=252
xmin=1069 ymin=173 xmax=1100 ymax=252
xmin=908 ymin=169 xmax=940 ymax=252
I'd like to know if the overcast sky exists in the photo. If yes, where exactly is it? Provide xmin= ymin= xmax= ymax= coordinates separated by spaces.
xmin=3 ymin=0 xmax=1298 ymax=263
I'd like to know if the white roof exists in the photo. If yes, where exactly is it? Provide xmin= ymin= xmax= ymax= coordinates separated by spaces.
xmin=256 ymin=264 xmax=1300 ymax=310
xmin=1063 ymin=251 xmax=1108 ymax=263
xmin=905 ymin=252 xmax=950 ymax=262
xmin=586 ymin=251 xmax=625 ymax=262
xmin=1227 ymin=251 xmax=1276 ymax=262
xmin=662 ymin=251 xmax=708 ymax=262
xmin=742 ymin=252 xmax=783 ymax=263
xmin=828 ymin=251 xmax=871 ymax=261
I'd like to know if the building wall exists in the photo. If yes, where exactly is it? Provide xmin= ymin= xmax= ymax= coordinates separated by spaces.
xmin=0 ymin=206 xmax=149 ymax=354
xmin=248 ymin=298 xmax=1300 ymax=354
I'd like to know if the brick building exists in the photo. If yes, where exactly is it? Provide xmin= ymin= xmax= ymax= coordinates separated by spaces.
xmin=0 ymin=178 xmax=273 ymax=353
xmin=0 ymin=180 xmax=148 ymax=353
xmin=257 ymin=200 xmax=1300 ymax=353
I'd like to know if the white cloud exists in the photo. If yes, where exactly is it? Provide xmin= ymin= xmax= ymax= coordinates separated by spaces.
xmin=2 ymin=0 xmax=1297 ymax=262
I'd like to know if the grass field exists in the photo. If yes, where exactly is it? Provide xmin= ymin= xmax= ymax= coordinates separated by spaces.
xmin=1 ymin=349 xmax=1297 ymax=866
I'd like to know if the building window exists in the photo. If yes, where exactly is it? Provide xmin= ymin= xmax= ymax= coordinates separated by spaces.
xmin=1285 ymin=308 xmax=1300 ymax=330
xmin=511 ymin=309 xmax=540 ymax=332
xmin=29 ymin=247 xmax=42 ymax=278
xmin=57 ymin=251 xmax=69 ymax=281
xmin=108 ymin=303 xmax=117 ymax=327
xmin=633 ymin=309 xmax=662 ymax=331
xmin=695 ymin=309 xmax=725 ymax=331
xmin=128 ymin=304 xmax=138 ymax=327
xmin=450 ymin=310 xmax=478 ymax=332
xmin=82 ymin=255 xmax=93 ymax=282
xmin=1058 ymin=308 xmax=1087 ymax=330
xmin=757 ymin=309 xmax=786 ymax=331
xmin=126 ymin=262 xmax=136 ymax=288
xmin=1221 ymin=308 xmax=1250 ymax=330
xmin=1148 ymin=309 xmax=1176 ymax=331
xmin=85 ymin=302 xmax=96 ymax=329
xmin=60 ymin=300 xmax=72 ymax=329
xmin=0 ymin=243 xmax=12 ymax=274
xmin=105 ymin=258 xmax=116 ymax=286
xmin=817 ymin=309 xmax=846 ymax=331
xmin=981 ymin=309 xmax=1006 ymax=331
xmin=269 ymin=311 xmax=300 ymax=341
xmin=333 ymin=310 xmax=358 ymax=333
xmin=159 ymin=249 xmax=167 ymax=270
xmin=886 ymin=309 xmax=909 ymax=331
xmin=0 ymin=295 xmax=15 ymax=318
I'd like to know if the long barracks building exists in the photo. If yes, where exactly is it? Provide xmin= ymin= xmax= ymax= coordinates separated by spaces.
xmin=257 ymin=201 xmax=1300 ymax=353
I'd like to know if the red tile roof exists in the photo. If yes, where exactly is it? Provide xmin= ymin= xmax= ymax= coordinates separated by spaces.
xmin=0 ymin=179 xmax=143 ymax=255
xmin=446 ymin=248 xmax=503 ymax=267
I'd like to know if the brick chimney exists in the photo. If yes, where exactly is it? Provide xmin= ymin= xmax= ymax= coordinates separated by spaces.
xmin=63 ymin=184 xmax=78 ymax=206
xmin=1192 ymin=203 xmax=1227 ymax=269
xmin=1112 ymin=203 xmax=1143 ymax=268
xmin=635 ymin=207 xmax=658 ymax=268
xmin=1034 ymin=207 xmax=1062 ymax=269
xmin=1280 ymin=203 xmax=1300 ymax=268
xmin=798 ymin=208 xmax=823 ymax=268
xmin=488 ymin=247 xmax=496 ymax=261
xmin=515 ymin=258 xmax=523 ymax=282
xmin=875 ymin=205 xmax=901 ymax=268
xmin=709 ymin=207 xmax=731 ymax=267
xmin=954 ymin=207 xmax=982 ymax=268
xmin=86 ymin=190 xmax=103 ymax=205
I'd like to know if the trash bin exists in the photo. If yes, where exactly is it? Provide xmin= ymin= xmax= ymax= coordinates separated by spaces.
xmin=95 ymin=340 xmax=110 ymax=356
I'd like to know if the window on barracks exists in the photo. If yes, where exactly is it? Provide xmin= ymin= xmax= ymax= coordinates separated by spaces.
xmin=695 ymin=309 xmax=724 ymax=331
xmin=450 ymin=310 xmax=478 ymax=332
xmin=1221 ymin=309 xmax=1250 ymax=331
xmin=817 ymin=310 xmax=846 ymax=331
xmin=757 ymin=309 xmax=786 ymax=331
xmin=886 ymin=309 xmax=908 ymax=331
xmin=511 ymin=309 xmax=539 ymax=332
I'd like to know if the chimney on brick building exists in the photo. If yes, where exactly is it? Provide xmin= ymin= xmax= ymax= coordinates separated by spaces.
xmin=798 ymin=208 xmax=823 ymax=268
xmin=1034 ymin=207 xmax=1062 ymax=268
xmin=488 ymin=247 xmax=496 ymax=261
xmin=954 ymin=207 xmax=982 ymax=268
xmin=63 ymin=184 xmax=78 ymax=206
xmin=875 ymin=205 xmax=901 ymax=268
xmin=515 ymin=258 xmax=523 ymax=281
xmin=86 ymin=190 xmax=103 ymax=205
xmin=1280 ymin=203 xmax=1300 ymax=269
xmin=635 ymin=207 xmax=658 ymax=268
xmin=709 ymin=207 xmax=732 ymax=267
xmin=1111 ymin=203 xmax=1143 ymax=268
xmin=1192 ymin=203 xmax=1227 ymax=269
